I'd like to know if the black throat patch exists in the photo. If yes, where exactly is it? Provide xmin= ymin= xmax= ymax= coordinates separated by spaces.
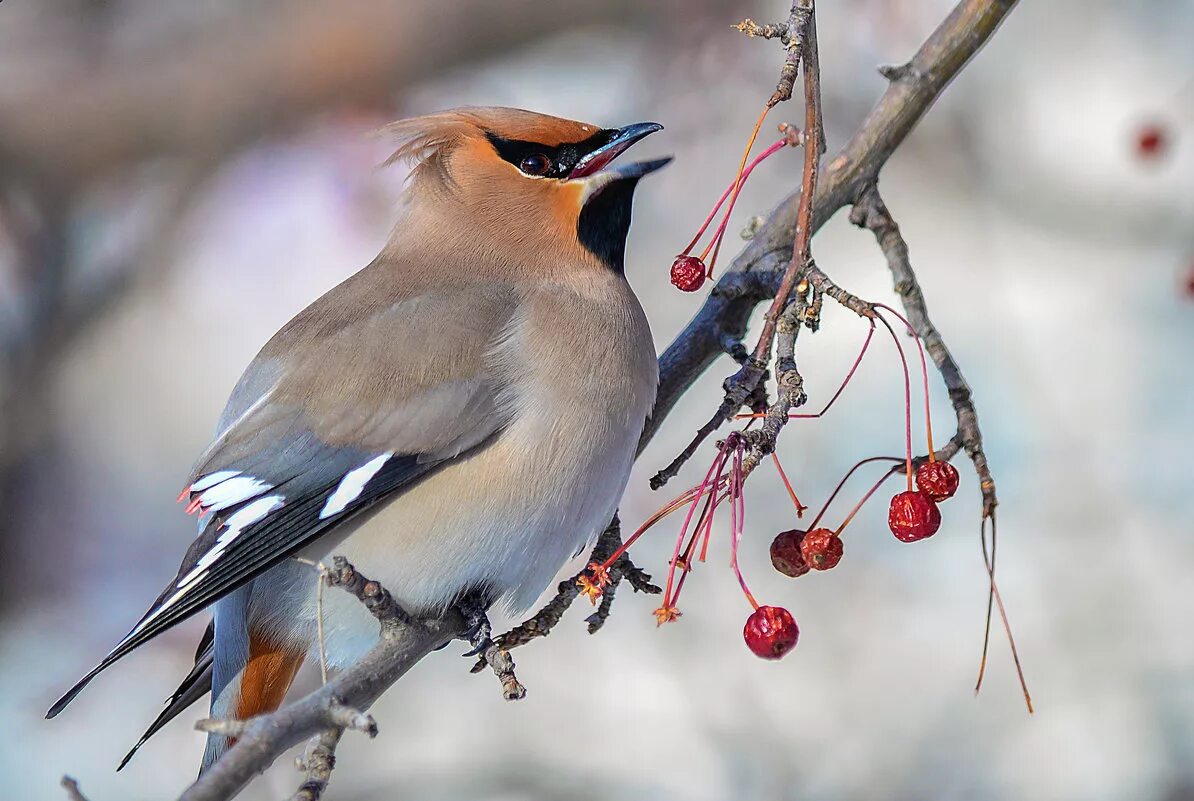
xmin=577 ymin=179 xmax=639 ymax=273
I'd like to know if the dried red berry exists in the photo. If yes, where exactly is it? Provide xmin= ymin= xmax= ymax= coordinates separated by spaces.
xmin=1135 ymin=125 xmax=1166 ymax=158
xmin=770 ymin=529 xmax=809 ymax=577
xmin=888 ymin=490 xmax=942 ymax=542
xmin=799 ymin=527 xmax=843 ymax=570
xmin=743 ymin=605 xmax=799 ymax=659
xmin=670 ymin=255 xmax=706 ymax=292
xmin=915 ymin=460 xmax=960 ymax=502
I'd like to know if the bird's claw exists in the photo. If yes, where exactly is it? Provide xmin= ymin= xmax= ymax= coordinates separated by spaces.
xmin=461 ymin=637 xmax=494 ymax=658
xmin=455 ymin=593 xmax=493 ymax=658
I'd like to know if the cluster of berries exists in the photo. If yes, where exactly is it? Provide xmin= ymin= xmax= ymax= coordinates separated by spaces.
xmin=578 ymin=291 xmax=963 ymax=662
xmin=578 ymin=110 xmax=969 ymax=662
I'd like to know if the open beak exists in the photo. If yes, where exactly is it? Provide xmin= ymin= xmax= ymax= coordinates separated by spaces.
xmin=569 ymin=122 xmax=667 ymax=180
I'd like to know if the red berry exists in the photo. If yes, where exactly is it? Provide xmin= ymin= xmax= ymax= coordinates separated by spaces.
xmin=915 ymin=460 xmax=960 ymax=502
xmin=799 ymin=527 xmax=843 ymax=570
xmin=888 ymin=490 xmax=942 ymax=542
xmin=770 ymin=529 xmax=810 ymax=577
xmin=743 ymin=605 xmax=799 ymax=659
xmin=1135 ymin=125 xmax=1166 ymax=158
xmin=670 ymin=255 xmax=706 ymax=292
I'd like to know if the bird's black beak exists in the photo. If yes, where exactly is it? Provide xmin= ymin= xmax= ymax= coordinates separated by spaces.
xmin=569 ymin=122 xmax=667 ymax=180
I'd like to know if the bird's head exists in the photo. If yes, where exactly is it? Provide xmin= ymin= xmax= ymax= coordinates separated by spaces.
xmin=383 ymin=107 xmax=670 ymax=273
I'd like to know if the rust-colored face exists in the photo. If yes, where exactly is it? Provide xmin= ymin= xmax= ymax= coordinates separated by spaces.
xmin=389 ymin=107 xmax=667 ymax=272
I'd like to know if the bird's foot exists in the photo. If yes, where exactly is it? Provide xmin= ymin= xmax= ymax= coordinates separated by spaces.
xmin=454 ymin=590 xmax=525 ymax=700
xmin=455 ymin=592 xmax=493 ymax=658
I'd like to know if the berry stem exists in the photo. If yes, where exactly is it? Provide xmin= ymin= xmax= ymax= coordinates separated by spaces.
xmin=876 ymin=311 xmax=915 ymax=491
xmin=597 ymin=485 xmax=705 ymax=571
xmin=833 ymin=464 xmax=902 ymax=536
xmin=702 ymin=104 xmax=771 ymax=276
xmin=876 ymin=303 xmax=935 ymax=461
xmin=728 ymin=446 xmax=759 ymax=610
xmin=806 ymin=456 xmax=904 ymax=533
xmin=771 ymin=452 xmax=806 ymax=516
xmin=670 ymin=486 xmax=719 ymax=605
xmin=975 ymin=512 xmax=1033 ymax=713
xmin=680 ymin=137 xmax=787 ymax=258
xmin=699 ymin=460 xmax=728 ymax=564
xmin=736 ymin=319 xmax=876 ymax=423
xmin=659 ymin=445 xmax=731 ymax=608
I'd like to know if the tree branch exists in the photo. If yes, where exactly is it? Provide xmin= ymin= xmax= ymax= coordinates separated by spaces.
xmin=176 ymin=561 xmax=463 ymax=801
xmin=642 ymin=0 xmax=1018 ymax=452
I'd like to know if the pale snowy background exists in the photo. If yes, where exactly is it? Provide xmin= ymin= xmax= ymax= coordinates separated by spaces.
xmin=2 ymin=1 xmax=1193 ymax=799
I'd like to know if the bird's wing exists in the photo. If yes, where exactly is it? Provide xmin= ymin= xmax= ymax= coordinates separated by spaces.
xmin=48 ymin=278 xmax=520 ymax=717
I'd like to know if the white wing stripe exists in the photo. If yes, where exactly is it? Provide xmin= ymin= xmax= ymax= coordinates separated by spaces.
xmin=198 ymin=476 xmax=274 ymax=512
xmin=320 ymin=452 xmax=393 ymax=519
xmin=115 ymin=493 xmax=286 ymax=649
xmin=174 ymin=494 xmax=284 ymax=589
xmin=188 ymin=470 xmax=241 ymax=492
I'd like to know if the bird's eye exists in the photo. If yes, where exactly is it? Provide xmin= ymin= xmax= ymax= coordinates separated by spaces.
xmin=519 ymin=153 xmax=552 ymax=176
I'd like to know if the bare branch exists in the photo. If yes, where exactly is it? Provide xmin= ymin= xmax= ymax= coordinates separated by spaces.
xmin=736 ymin=0 xmax=824 ymax=477
xmin=848 ymin=184 xmax=997 ymax=516
xmin=475 ymin=644 xmax=527 ymax=701
xmin=290 ymin=730 xmax=342 ymax=801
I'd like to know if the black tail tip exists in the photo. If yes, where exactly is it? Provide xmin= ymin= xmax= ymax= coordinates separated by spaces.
xmin=46 ymin=676 xmax=93 ymax=719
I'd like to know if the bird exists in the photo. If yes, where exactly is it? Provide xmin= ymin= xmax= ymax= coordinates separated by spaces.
xmin=46 ymin=107 xmax=668 ymax=772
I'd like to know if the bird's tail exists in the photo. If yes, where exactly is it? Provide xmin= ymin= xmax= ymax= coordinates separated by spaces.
xmin=200 ymin=583 xmax=306 ymax=773
xmin=118 ymin=622 xmax=216 ymax=770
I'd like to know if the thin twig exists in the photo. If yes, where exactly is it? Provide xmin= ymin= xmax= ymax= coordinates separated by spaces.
xmin=60 ymin=777 xmax=90 ymax=801
xmin=471 ymin=519 xmax=660 ymax=672
xmin=848 ymin=183 xmax=997 ymax=516
xmin=705 ymin=0 xmax=825 ymax=481
xmin=291 ymin=729 xmax=342 ymax=801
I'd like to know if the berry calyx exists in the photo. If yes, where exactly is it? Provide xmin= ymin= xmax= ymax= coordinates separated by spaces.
xmin=915 ymin=460 xmax=960 ymax=502
xmin=743 ymin=605 xmax=799 ymax=659
xmin=799 ymin=527 xmax=844 ymax=570
xmin=769 ymin=529 xmax=809 ymax=577
xmin=888 ymin=490 xmax=942 ymax=542
xmin=670 ymin=255 xmax=707 ymax=292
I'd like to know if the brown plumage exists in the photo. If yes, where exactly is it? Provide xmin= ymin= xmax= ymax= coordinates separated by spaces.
xmin=49 ymin=107 xmax=670 ymax=774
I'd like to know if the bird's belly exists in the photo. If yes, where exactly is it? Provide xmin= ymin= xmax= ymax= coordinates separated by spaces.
xmin=298 ymin=411 xmax=640 ymax=666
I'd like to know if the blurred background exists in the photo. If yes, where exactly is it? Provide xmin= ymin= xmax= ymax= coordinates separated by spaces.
xmin=2 ymin=0 xmax=1193 ymax=799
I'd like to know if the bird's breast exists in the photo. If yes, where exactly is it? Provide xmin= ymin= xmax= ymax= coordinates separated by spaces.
xmin=305 ymin=275 xmax=657 ymax=665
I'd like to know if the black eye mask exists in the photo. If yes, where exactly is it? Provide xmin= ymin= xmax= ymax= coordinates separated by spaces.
xmin=485 ymin=129 xmax=619 ymax=179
